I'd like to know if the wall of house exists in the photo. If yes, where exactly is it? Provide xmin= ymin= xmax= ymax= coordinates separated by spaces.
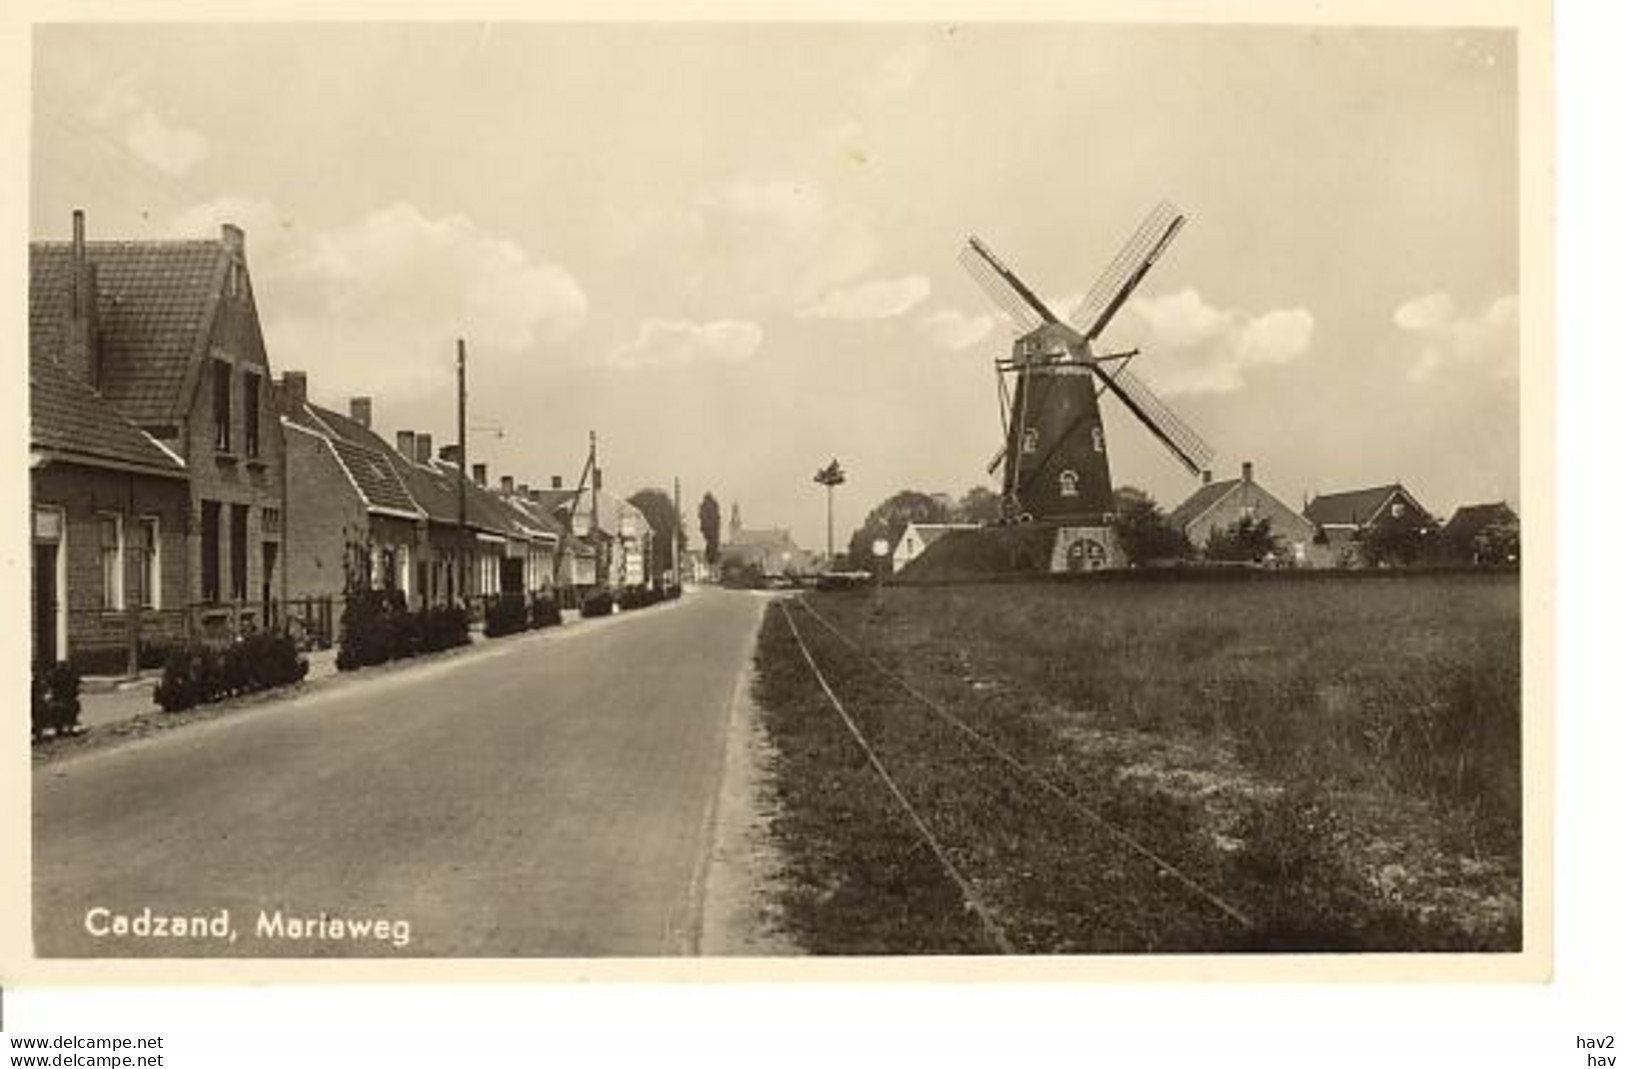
xmin=1187 ymin=483 xmax=1317 ymax=564
xmin=282 ymin=427 xmax=368 ymax=602
xmin=31 ymin=462 xmax=190 ymax=671
xmin=177 ymin=256 xmax=287 ymax=639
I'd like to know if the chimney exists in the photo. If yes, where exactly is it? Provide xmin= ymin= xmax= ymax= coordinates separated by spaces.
xmin=518 ymin=483 xmax=530 ymax=497
xmin=1242 ymin=461 xmax=1254 ymax=484
xmin=349 ymin=397 xmax=372 ymax=429
xmin=551 ymin=475 xmax=563 ymax=490
xmin=472 ymin=462 xmax=488 ymax=487
xmin=279 ymin=371 xmax=308 ymax=412
xmin=65 ymin=209 xmax=102 ymax=387
xmin=221 ymin=222 xmax=245 ymax=254
xmin=415 ymin=433 xmax=433 ymax=464
xmin=500 ymin=475 xmax=514 ymax=494
xmin=527 ymin=489 xmax=543 ymax=503
xmin=1201 ymin=470 xmax=1212 ymax=486
xmin=438 ymin=444 xmax=461 ymax=465
xmin=396 ymin=430 xmax=416 ymax=458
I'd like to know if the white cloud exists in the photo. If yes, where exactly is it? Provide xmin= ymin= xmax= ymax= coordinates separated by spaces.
xmin=163 ymin=196 xmax=295 ymax=260
xmin=799 ymin=275 xmax=931 ymax=320
xmin=234 ymin=200 xmax=585 ymax=400
xmin=694 ymin=177 xmax=878 ymax=310
xmin=1125 ymin=288 xmax=1316 ymax=395
xmin=1394 ymin=291 xmax=1518 ymax=380
xmin=124 ymin=109 xmax=208 ymax=177
xmin=864 ymin=39 xmax=933 ymax=100
xmin=606 ymin=319 xmax=763 ymax=369
xmin=918 ymin=308 xmax=998 ymax=351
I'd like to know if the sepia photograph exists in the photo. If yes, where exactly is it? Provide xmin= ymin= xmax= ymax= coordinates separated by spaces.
xmin=13 ymin=10 xmax=1545 ymax=978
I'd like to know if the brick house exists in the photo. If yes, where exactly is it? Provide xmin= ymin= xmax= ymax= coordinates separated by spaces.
xmin=29 ymin=347 xmax=190 ymax=672
xmin=1167 ymin=461 xmax=1317 ymax=565
xmin=30 ymin=212 xmax=287 ymax=646
xmin=276 ymin=380 xmax=429 ymax=624
xmin=1440 ymin=501 xmax=1520 ymax=565
xmin=1304 ymin=483 xmax=1439 ymax=567
xmin=893 ymin=522 xmax=979 ymax=573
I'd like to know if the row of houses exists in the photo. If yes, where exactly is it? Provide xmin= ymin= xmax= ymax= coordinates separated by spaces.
xmin=892 ymin=460 xmax=1518 ymax=573
xmin=28 ymin=213 xmax=652 ymax=674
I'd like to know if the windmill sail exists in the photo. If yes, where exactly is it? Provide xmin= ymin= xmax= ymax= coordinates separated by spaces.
xmin=1068 ymin=201 xmax=1186 ymax=343
xmin=1096 ymin=363 xmax=1214 ymax=475
xmin=959 ymin=237 xmax=1053 ymax=334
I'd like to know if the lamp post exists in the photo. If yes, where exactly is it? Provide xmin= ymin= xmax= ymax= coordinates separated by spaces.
xmin=813 ymin=457 xmax=846 ymax=570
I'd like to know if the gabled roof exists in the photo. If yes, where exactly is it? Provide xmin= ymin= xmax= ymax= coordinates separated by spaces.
xmin=1166 ymin=479 xmax=1241 ymax=532
xmin=285 ymin=404 xmax=423 ymax=518
xmin=903 ymin=523 xmax=980 ymax=547
xmin=1304 ymin=484 xmax=1422 ymax=528
xmin=30 ymin=350 xmax=187 ymax=479
xmin=30 ymin=240 xmax=229 ymax=426
xmin=1442 ymin=502 xmax=1519 ymax=542
xmin=730 ymin=527 xmax=797 ymax=548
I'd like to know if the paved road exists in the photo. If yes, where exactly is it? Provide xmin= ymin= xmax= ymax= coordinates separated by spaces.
xmin=33 ymin=589 xmax=766 ymax=958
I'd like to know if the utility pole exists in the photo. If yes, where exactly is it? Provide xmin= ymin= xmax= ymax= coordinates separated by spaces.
xmin=589 ymin=431 xmax=602 ymax=586
xmin=673 ymin=475 xmax=682 ymax=592
xmin=457 ymin=340 xmax=468 ymax=604
xmin=814 ymin=458 xmax=846 ymax=570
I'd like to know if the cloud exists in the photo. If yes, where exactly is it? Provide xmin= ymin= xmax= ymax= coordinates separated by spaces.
xmin=163 ymin=196 xmax=296 ymax=260
xmin=799 ymin=275 xmax=931 ymax=320
xmin=918 ymin=308 xmax=998 ymax=351
xmin=865 ymin=39 xmax=933 ymax=100
xmin=694 ymin=177 xmax=878 ymax=311
xmin=606 ymin=319 xmax=763 ymax=370
xmin=227 ymin=200 xmax=585 ymax=400
xmin=1125 ymin=288 xmax=1316 ymax=395
xmin=1394 ymin=291 xmax=1518 ymax=380
xmin=87 ymin=85 xmax=208 ymax=177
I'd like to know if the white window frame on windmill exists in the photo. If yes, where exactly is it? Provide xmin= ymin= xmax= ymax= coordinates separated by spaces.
xmin=1022 ymin=427 xmax=1039 ymax=454
xmin=1091 ymin=427 xmax=1104 ymax=453
xmin=1058 ymin=470 xmax=1080 ymax=498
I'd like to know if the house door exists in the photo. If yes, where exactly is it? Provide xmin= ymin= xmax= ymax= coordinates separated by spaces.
xmin=499 ymin=557 xmax=524 ymax=595
xmin=34 ymin=542 xmax=60 ymax=665
xmin=261 ymin=542 xmax=279 ymax=628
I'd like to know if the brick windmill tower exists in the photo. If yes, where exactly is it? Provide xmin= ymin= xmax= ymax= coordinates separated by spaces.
xmin=959 ymin=202 xmax=1216 ymax=569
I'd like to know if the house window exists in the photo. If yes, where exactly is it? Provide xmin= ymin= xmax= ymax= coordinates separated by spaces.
xmin=243 ymin=371 xmax=261 ymax=458
xmin=98 ymin=514 xmax=124 ymax=610
xmin=262 ymin=507 xmax=281 ymax=534
xmin=135 ymin=517 xmax=160 ymax=609
xmin=227 ymin=262 xmax=243 ymax=298
xmin=201 ymin=500 xmax=221 ymax=603
xmin=230 ymin=504 xmax=249 ymax=602
xmin=213 ymin=359 xmax=232 ymax=452
xmin=398 ymin=545 xmax=412 ymax=597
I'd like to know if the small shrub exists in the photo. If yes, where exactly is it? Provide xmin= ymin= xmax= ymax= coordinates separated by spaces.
xmin=618 ymin=586 xmax=656 ymax=611
xmin=418 ymin=604 xmax=471 ymax=652
xmin=484 ymin=594 xmax=530 ymax=638
xmin=530 ymin=594 xmax=563 ymax=629
xmin=581 ymin=588 xmax=615 ymax=618
xmin=31 ymin=661 xmax=82 ymax=739
xmin=152 ymin=634 xmax=308 ymax=713
xmin=338 ymin=589 xmax=408 ymax=670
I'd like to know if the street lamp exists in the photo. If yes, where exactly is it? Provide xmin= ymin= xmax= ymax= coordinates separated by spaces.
xmin=813 ymin=457 xmax=846 ymax=570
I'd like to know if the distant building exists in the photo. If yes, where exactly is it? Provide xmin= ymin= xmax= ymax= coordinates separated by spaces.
xmin=1167 ymin=461 xmax=1315 ymax=565
xmin=893 ymin=522 xmax=980 ymax=573
xmin=1304 ymin=483 xmax=1438 ymax=567
xmin=1440 ymin=501 xmax=1520 ymax=565
xmin=723 ymin=506 xmax=812 ymax=576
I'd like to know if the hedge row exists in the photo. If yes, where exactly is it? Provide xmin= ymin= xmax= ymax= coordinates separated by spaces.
xmin=581 ymin=589 xmax=615 ymax=618
xmin=153 ymin=632 xmax=310 ymax=713
xmin=483 ymin=593 xmax=563 ymax=637
xmin=32 ymin=661 xmax=82 ymax=740
xmin=337 ymin=590 xmax=471 ymax=671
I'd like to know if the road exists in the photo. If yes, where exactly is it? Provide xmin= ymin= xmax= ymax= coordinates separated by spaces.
xmin=33 ymin=589 xmax=767 ymax=958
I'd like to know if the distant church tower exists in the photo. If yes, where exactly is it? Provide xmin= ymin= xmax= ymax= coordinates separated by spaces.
xmin=729 ymin=502 xmax=742 ymax=543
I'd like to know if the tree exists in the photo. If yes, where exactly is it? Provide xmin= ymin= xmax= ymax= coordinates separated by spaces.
xmin=1111 ymin=486 xmax=1190 ymax=566
xmin=951 ymin=485 xmax=1002 ymax=525
xmin=1356 ymin=519 xmax=1437 ymax=567
xmin=699 ymin=492 xmax=722 ymax=565
xmin=846 ymin=490 xmax=952 ymax=572
xmin=629 ymin=488 xmax=679 ymax=582
xmin=1206 ymin=515 xmax=1284 ymax=564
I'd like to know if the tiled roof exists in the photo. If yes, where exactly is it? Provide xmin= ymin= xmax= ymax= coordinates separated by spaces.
xmin=1442 ymin=502 xmax=1519 ymax=542
xmin=1305 ymin=485 xmax=1405 ymax=528
xmin=730 ymin=527 xmax=796 ymax=548
xmin=292 ymin=405 xmax=422 ymax=517
xmin=30 ymin=241 xmax=227 ymax=426
xmin=30 ymin=349 xmax=187 ymax=478
xmin=909 ymin=523 xmax=979 ymax=547
xmin=1167 ymin=479 xmax=1241 ymax=532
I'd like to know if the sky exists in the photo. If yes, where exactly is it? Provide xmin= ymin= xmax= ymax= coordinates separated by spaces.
xmin=29 ymin=21 xmax=1520 ymax=550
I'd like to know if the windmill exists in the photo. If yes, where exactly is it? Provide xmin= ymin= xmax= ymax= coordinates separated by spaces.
xmin=959 ymin=201 xmax=1215 ymax=536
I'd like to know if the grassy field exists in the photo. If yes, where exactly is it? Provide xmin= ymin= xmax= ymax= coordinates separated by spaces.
xmin=753 ymin=573 xmax=1521 ymax=954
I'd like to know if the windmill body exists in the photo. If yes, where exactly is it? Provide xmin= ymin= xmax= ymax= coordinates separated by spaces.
xmin=957 ymin=202 xmax=1217 ymax=570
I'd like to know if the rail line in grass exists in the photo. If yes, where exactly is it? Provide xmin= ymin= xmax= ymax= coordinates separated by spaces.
xmin=777 ymin=595 xmax=1255 ymax=944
